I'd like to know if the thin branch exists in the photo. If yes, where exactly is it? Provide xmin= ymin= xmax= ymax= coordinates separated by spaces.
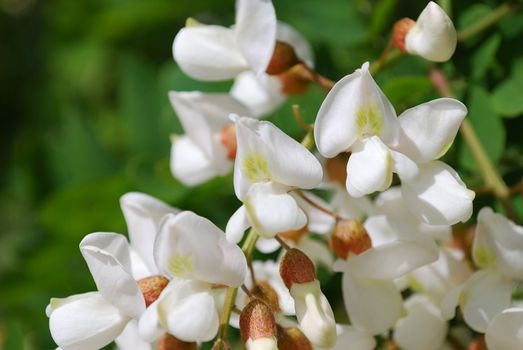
xmin=293 ymin=190 xmax=341 ymax=220
xmin=275 ymin=234 xmax=291 ymax=250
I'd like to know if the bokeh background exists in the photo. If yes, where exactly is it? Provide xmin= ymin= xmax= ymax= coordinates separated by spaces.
xmin=1 ymin=0 xmax=523 ymax=348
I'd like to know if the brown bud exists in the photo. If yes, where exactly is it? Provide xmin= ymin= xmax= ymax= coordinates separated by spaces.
xmin=266 ymin=41 xmax=301 ymax=75
xmin=325 ymin=153 xmax=350 ymax=186
xmin=277 ymin=326 xmax=313 ymax=350
xmin=468 ymin=336 xmax=487 ymax=350
xmin=279 ymin=248 xmax=316 ymax=289
xmin=278 ymin=64 xmax=311 ymax=95
xmin=157 ymin=333 xmax=197 ymax=350
xmin=250 ymin=280 xmax=281 ymax=313
xmin=392 ymin=18 xmax=416 ymax=52
xmin=137 ymin=275 xmax=169 ymax=307
xmin=219 ymin=123 xmax=237 ymax=161
xmin=330 ymin=219 xmax=371 ymax=259
xmin=278 ymin=226 xmax=308 ymax=243
xmin=240 ymin=299 xmax=277 ymax=342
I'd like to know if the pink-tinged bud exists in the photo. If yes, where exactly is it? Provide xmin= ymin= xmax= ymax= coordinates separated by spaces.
xmin=266 ymin=41 xmax=301 ymax=76
xmin=330 ymin=219 xmax=372 ymax=259
xmin=137 ymin=275 xmax=169 ymax=307
xmin=240 ymin=299 xmax=278 ymax=350
xmin=277 ymin=326 xmax=313 ymax=350
xmin=250 ymin=281 xmax=281 ymax=313
xmin=278 ymin=64 xmax=311 ymax=96
xmin=279 ymin=248 xmax=316 ymax=289
xmin=157 ymin=333 xmax=197 ymax=350
xmin=219 ymin=123 xmax=237 ymax=161
xmin=468 ymin=336 xmax=487 ymax=350
xmin=392 ymin=18 xmax=416 ymax=53
xmin=278 ymin=226 xmax=308 ymax=243
xmin=325 ymin=152 xmax=350 ymax=186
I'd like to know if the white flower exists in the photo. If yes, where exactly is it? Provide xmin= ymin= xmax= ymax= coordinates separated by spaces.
xmin=139 ymin=211 xmax=247 ymax=342
xmin=226 ymin=116 xmax=323 ymax=240
xmin=485 ymin=307 xmax=523 ymax=350
xmin=334 ymin=215 xmax=439 ymax=335
xmin=173 ymin=0 xmax=276 ymax=81
xmin=331 ymin=325 xmax=376 ymax=350
xmin=169 ymin=91 xmax=251 ymax=186
xmin=441 ymin=208 xmax=523 ymax=333
xmin=47 ymin=233 xmax=146 ymax=350
xmin=405 ymin=2 xmax=457 ymax=62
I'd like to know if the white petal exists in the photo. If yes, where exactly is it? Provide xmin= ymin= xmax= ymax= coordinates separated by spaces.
xmin=120 ymin=192 xmax=178 ymax=277
xmin=251 ymin=260 xmax=295 ymax=315
xmin=234 ymin=117 xmax=323 ymax=199
xmin=170 ymin=135 xmax=227 ymax=186
xmin=394 ymin=295 xmax=448 ymax=350
xmin=440 ymin=284 xmax=464 ymax=320
xmin=255 ymin=237 xmax=281 ymax=253
xmin=314 ymin=62 xmax=399 ymax=158
xmin=235 ymin=0 xmax=276 ymax=75
xmin=230 ymin=71 xmax=284 ymax=117
xmin=485 ymin=308 xmax=523 ymax=350
xmin=346 ymin=137 xmax=393 ymax=197
xmin=276 ymin=21 xmax=314 ymax=67
xmin=460 ymin=270 xmax=512 ymax=332
xmin=158 ymin=280 xmax=219 ymax=342
xmin=225 ymin=205 xmax=251 ymax=243
xmin=115 ymin=320 xmax=153 ymax=350
xmin=48 ymin=292 xmax=130 ymax=350
xmin=473 ymin=207 xmax=523 ymax=279
xmin=405 ymin=2 xmax=457 ymax=62
xmin=137 ymin=299 xmax=164 ymax=343
xmin=244 ymin=182 xmax=307 ymax=239
xmin=401 ymin=161 xmax=475 ymax=225
xmin=332 ymin=325 xmax=376 ymax=350
xmin=330 ymin=187 xmax=374 ymax=220
xmin=79 ymin=233 xmax=145 ymax=319
xmin=291 ymin=191 xmax=336 ymax=234
xmin=173 ymin=25 xmax=248 ymax=81
xmin=296 ymin=236 xmax=334 ymax=269
xmin=391 ymin=150 xmax=419 ymax=182
xmin=155 ymin=212 xmax=247 ymax=287
xmin=341 ymin=272 xmax=403 ymax=335
xmin=396 ymin=98 xmax=467 ymax=163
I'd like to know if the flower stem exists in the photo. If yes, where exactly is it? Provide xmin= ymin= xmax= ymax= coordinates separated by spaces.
xmin=217 ymin=229 xmax=259 ymax=341
xmin=457 ymin=2 xmax=516 ymax=42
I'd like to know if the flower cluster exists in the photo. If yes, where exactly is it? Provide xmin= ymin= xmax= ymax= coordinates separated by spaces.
xmin=47 ymin=1 xmax=523 ymax=350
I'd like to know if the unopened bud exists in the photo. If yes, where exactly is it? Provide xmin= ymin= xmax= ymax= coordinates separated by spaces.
xmin=330 ymin=219 xmax=372 ymax=259
xmin=278 ymin=226 xmax=308 ymax=243
xmin=219 ymin=123 xmax=237 ymax=161
xmin=250 ymin=281 xmax=281 ymax=313
xmin=290 ymin=280 xmax=336 ymax=349
xmin=157 ymin=333 xmax=197 ymax=350
xmin=325 ymin=153 xmax=350 ymax=185
xmin=240 ymin=299 xmax=278 ymax=350
xmin=278 ymin=64 xmax=311 ymax=96
xmin=392 ymin=18 xmax=416 ymax=53
xmin=277 ymin=326 xmax=313 ymax=350
xmin=266 ymin=41 xmax=301 ymax=76
xmin=279 ymin=248 xmax=316 ymax=289
xmin=137 ymin=275 xmax=169 ymax=307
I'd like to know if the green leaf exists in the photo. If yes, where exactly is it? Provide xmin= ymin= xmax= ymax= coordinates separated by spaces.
xmin=471 ymin=34 xmax=501 ymax=80
xmin=491 ymin=57 xmax=523 ymax=118
xmin=381 ymin=76 xmax=433 ymax=111
xmin=460 ymin=86 xmax=505 ymax=172
xmin=368 ymin=0 xmax=398 ymax=39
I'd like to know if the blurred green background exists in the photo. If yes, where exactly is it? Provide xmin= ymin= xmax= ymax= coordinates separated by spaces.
xmin=1 ymin=0 xmax=523 ymax=348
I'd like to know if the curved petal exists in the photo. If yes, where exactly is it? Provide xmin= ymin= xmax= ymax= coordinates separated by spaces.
xmin=244 ymin=182 xmax=307 ymax=239
xmin=394 ymin=295 xmax=448 ymax=350
xmin=230 ymin=71 xmax=284 ymax=117
xmin=48 ymin=292 xmax=129 ymax=350
xmin=120 ymin=192 xmax=178 ymax=277
xmin=401 ymin=161 xmax=475 ymax=225
xmin=235 ymin=0 xmax=276 ymax=75
xmin=341 ymin=272 xmax=403 ymax=335
xmin=405 ymin=1 xmax=457 ymax=62
xmin=225 ymin=205 xmax=251 ymax=243
xmin=115 ymin=320 xmax=153 ymax=350
xmin=291 ymin=191 xmax=336 ymax=234
xmin=79 ymin=233 xmax=145 ymax=318
xmin=332 ymin=325 xmax=376 ymax=350
xmin=391 ymin=150 xmax=419 ymax=182
xmin=440 ymin=284 xmax=464 ymax=320
xmin=173 ymin=25 xmax=248 ymax=81
xmin=346 ymin=137 xmax=393 ymax=198
xmin=460 ymin=270 xmax=512 ymax=333
xmin=473 ymin=207 xmax=523 ymax=279
xmin=170 ymin=135 xmax=229 ymax=186
xmin=296 ymin=236 xmax=334 ymax=269
xmin=485 ymin=308 xmax=523 ymax=350
xmin=395 ymin=98 xmax=467 ymax=163
xmin=155 ymin=212 xmax=247 ymax=287
xmin=137 ymin=298 xmax=164 ymax=343
xmin=330 ymin=187 xmax=374 ymax=221
xmin=255 ymin=237 xmax=281 ymax=253
xmin=314 ymin=62 xmax=399 ymax=158
xmin=158 ymin=280 xmax=219 ymax=342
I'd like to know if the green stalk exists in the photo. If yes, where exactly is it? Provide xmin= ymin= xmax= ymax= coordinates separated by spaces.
xmin=457 ymin=3 xmax=514 ymax=42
